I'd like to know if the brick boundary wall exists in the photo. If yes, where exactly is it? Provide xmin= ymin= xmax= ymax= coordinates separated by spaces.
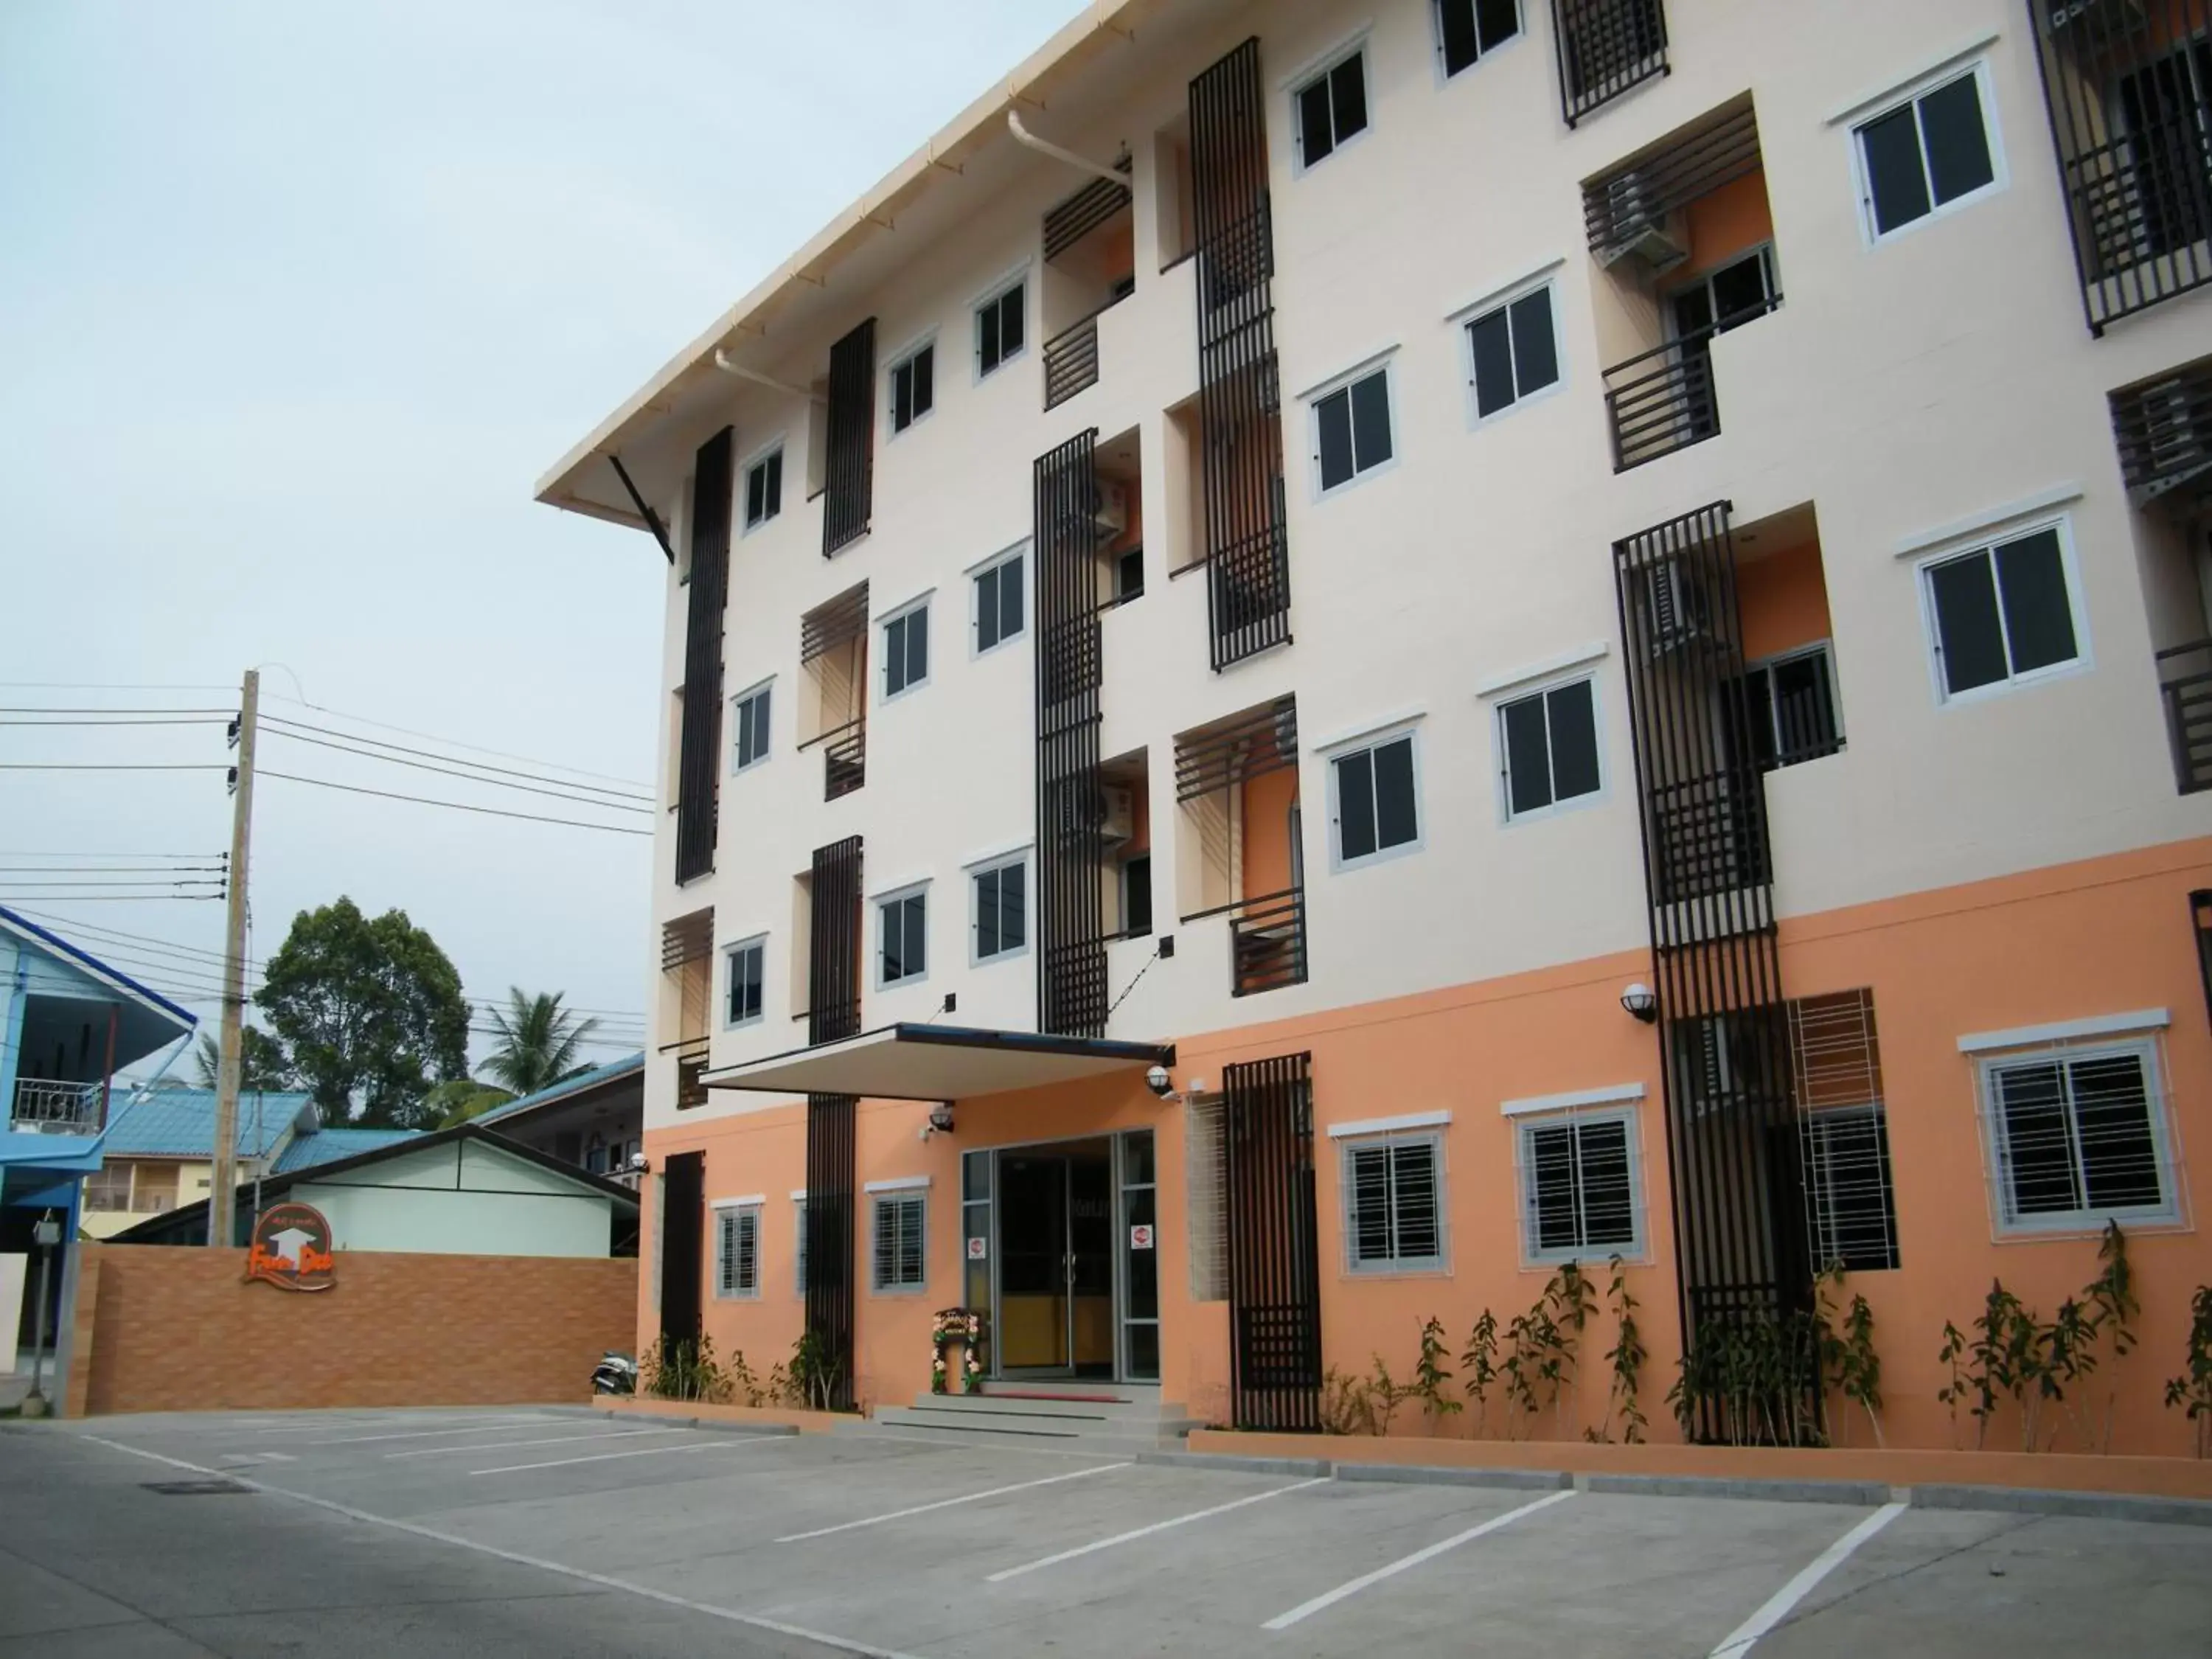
xmin=65 ymin=1243 xmax=636 ymax=1416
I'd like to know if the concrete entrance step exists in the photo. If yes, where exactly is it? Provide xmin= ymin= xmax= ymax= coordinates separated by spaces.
xmin=904 ymin=1390 xmax=1188 ymax=1425
xmin=851 ymin=1417 xmax=1196 ymax=1456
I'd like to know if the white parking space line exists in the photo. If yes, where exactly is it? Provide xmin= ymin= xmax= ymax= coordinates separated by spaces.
xmin=775 ymin=1461 xmax=1132 ymax=1543
xmin=387 ymin=1428 xmax=686 ymax=1461
xmin=1262 ymin=1489 xmax=1576 ymax=1632
xmin=470 ymin=1435 xmax=786 ymax=1475
xmin=1708 ymin=1502 xmax=1907 ymax=1658
xmin=77 ymin=1434 xmax=928 ymax=1659
xmin=986 ymin=1475 xmax=1329 ymax=1582
xmin=231 ymin=1413 xmax=531 ymax=1436
xmin=302 ymin=1416 xmax=559 ymax=1446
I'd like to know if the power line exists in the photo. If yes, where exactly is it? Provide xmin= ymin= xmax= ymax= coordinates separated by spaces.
xmin=259 ymin=716 xmax=653 ymax=804
xmin=259 ymin=771 xmax=653 ymax=836
xmin=0 ymin=763 xmax=229 ymax=771
xmin=0 ymin=866 xmax=227 ymax=875
xmin=0 ymin=717 xmax=229 ymax=727
xmin=263 ymin=692 xmax=648 ymax=790
xmin=0 ymin=852 xmax=227 ymax=861
xmin=259 ymin=727 xmax=654 ymax=813
xmin=0 ymin=681 xmax=237 ymax=692
xmin=0 ymin=706 xmax=234 ymax=715
xmin=0 ymin=892 xmax=226 ymax=901
xmin=0 ymin=879 xmax=227 ymax=888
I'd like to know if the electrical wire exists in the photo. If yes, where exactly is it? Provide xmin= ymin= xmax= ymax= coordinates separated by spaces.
xmin=0 ymin=852 xmax=226 ymax=861
xmin=0 ymin=892 xmax=226 ymax=901
xmin=0 ymin=866 xmax=227 ymax=875
xmin=257 ymin=716 xmax=652 ymax=804
xmin=258 ymin=727 xmax=653 ymax=813
xmin=0 ymin=706 xmax=234 ymax=715
xmin=263 ymin=692 xmax=648 ymax=790
xmin=0 ymin=879 xmax=227 ymax=888
xmin=0 ymin=681 xmax=237 ymax=692
xmin=0 ymin=717 xmax=229 ymax=727
xmin=258 ymin=771 xmax=652 ymax=835
xmin=0 ymin=763 xmax=229 ymax=771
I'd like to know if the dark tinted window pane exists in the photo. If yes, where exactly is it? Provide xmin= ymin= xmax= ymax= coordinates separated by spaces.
xmin=2070 ymin=1056 xmax=2162 ymax=1210
xmin=1861 ymin=104 xmax=1932 ymax=233
xmin=1502 ymin=693 xmax=1553 ymax=815
xmin=1770 ymin=654 xmax=1838 ymax=763
xmin=1530 ymin=1126 xmax=1578 ymax=1251
xmin=1469 ymin=308 xmax=1514 ymax=417
xmin=907 ymin=605 xmax=928 ymax=683
xmin=999 ymin=556 xmax=1024 ymax=636
xmin=976 ymin=869 xmax=1001 ymax=958
xmin=1997 ymin=1063 xmax=2081 ymax=1216
xmin=1509 ymin=291 xmax=1558 ymax=395
xmin=1373 ymin=735 xmax=1418 ymax=849
xmin=1001 ymin=861 xmax=1026 ymax=950
xmin=1994 ymin=529 xmax=2076 ymax=675
xmin=1576 ymin=1120 xmax=1635 ymax=1247
xmin=1316 ymin=388 xmax=1354 ymax=489
xmin=1350 ymin=1145 xmax=1392 ymax=1262
xmin=1709 ymin=251 xmax=1771 ymax=324
xmin=1929 ymin=552 xmax=2008 ymax=695
xmin=979 ymin=302 xmax=1001 ymax=372
xmin=892 ymin=363 xmax=914 ymax=431
xmin=1350 ymin=370 xmax=1392 ymax=470
xmin=1299 ymin=77 xmax=1335 ymax=165
xmin=1330 ymin=54 xmax=1368 ymax=143
xmin=765 ymin=452 xmax=781 ymax=516
xmin=1116 ymin=547 xmax=1144 ymax=600
xmin=1125 ymin=1183 xmax=1158 ymax=1315
xmin=1547 ymin=680 xmax=1601 ymax=801
xmin=1123 ymin=855 xmax=1152 ymax=935
xmin=1439 ymin=0 xmax=1481 ymax=75
xmin=1336 ymin=748 xmax=1377 ymax=861
xmin=1127 ymin=1320 xmax=1160 ymax=1378
xmin=1919 ymin=74 xmax=1994 ymax=205
xmin=885 ymin=617 xmax=906 ymax=694
xmin=746 ymin=466 xmax=765 ymax=525
xmin=905 ymin=894 xmax=926 ymax=977
xmin=1124 ymin=1129 xmax=1155 ymax=1186
xmin=1475 ymin=0 xmax=1518 ymax=50
xmin=999 ymin=287 xmax=1023 ymax=356
xmin=913 ymin=344 xmax=934 ymax=417
xmin=975 ymin=567 xmax=1001 ymax=652
xmin=964 ymin=1150 xmax=991 ymax=1203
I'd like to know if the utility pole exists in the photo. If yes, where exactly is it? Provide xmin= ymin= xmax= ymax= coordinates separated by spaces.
xmin=211 ymin=668 xmax=259 ymax=1249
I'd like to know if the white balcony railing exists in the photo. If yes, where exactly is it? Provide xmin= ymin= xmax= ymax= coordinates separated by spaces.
xmin=10 ymin=1077 xmax=104 ymax=1135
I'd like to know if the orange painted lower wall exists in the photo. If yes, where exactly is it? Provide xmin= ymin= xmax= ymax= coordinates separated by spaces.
xmin=649 ymin=838 xmax=2212 ymax=1455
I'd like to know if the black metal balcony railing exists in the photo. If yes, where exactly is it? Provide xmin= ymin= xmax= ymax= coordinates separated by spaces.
xmin=1041 ymin=291 xmax=1130 ymax=412
xmin=670 ymin=1037 xmax=709 ymax=1111
xmin=801 ymin=717 xmax=866 ymax=801
xmin=2024 ymin=0 xmax=2212 ymax=333
xmin=1601 ymin=294 xmax=1781 ymax=471
xmin=1229 ymin=887 xmax=1307 ymax=998
xmin=2112 ymin=361 xmax=2212 ymax=506
xmin=2158 ymin=641 xmax=2212 ymax=794
xmin=1553 ymin=0 xmax=1669 ymax=128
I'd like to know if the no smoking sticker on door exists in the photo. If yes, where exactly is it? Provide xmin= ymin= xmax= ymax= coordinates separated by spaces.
xmin=967 ymin=1236 xmax=988 ymax=1259
xmin=1130 ymin=1224 xmax=1155 ymax=1250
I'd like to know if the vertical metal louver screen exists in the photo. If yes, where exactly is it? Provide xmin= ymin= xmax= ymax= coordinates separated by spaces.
xmin=804 ymin=1091 xmax=857 ymax=1411
xmin=675 ymin=427 xmax=733 ymax=885
xmin=1552 ymin=0 xmax=1669 ymax=128
xmin=809 ymin=835 xmax=863 ymax=1047
xmin=658 ymin=1149 xmax=706 ymax=1347
xmin=2025 ymin=0 xmax=2212 ymax=333
xmin=1034 ymin=429 xmax=1109 ymax=1037
xmin=1189 ymin=38 xmax=1292 ymax=671
xmin=1222 ymin=1051 xmax=1321 ymax=1432
xmin=822 ymin=317 xmax=877 ymax=556
xmin=1612 ymin=501 xmax=1812 ymax=1438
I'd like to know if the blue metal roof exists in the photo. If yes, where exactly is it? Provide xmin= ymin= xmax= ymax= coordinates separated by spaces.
xmin=472 ymin=1051 xmax=644 ymax=1127
xmin=102 ymin=1088 xmax=314 ymax=1158
xmin=272 ymin=1125 xmax=422 ymax=1174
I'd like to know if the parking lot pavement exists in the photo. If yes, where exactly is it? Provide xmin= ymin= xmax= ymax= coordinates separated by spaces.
xmin=13 ymin=1409 xmax=2211 ymax=1658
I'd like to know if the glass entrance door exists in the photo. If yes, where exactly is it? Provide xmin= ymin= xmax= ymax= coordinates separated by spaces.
xmin=992 ymin=1138 xmax=1118 ymax=1377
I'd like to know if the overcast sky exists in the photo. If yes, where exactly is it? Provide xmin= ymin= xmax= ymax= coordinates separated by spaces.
xmin=0 ymin=0 xmax=1079 ymax=1077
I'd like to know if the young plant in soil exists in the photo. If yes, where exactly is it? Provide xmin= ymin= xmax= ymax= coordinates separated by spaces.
xmin=2165 ymin=1284 xmax=2212 ymax=1459
xmin=1412 ymin=1315 xmax=1462 ymax=1435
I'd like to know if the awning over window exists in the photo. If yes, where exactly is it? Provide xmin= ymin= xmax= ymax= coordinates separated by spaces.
xmin=699 ymin=1023 xmax=1174 ymax=1102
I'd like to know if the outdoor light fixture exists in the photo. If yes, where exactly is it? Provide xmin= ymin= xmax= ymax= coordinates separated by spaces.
xmin=626 ymin=1152 xmax=650 ymax=1175
xmin=1620 ymin=982 xmax=1658 ymax=1023
xmin=928 ymin=1102 xmax=956 ymax=1135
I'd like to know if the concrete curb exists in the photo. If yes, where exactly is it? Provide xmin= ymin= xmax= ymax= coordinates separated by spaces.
xmin=1333 ymin=1462 xmax=1571 ymax=1492
xmin=1911 ymin=1484 xmax=2212 ymax=1528
xmin=582 ymin=1408 xmax=799 ymax=1439
xmin=1581 ymin=1472 xmax=1894 ymax=1506
xmin=1136 ymin=1450 xmax=1334 ymax=1477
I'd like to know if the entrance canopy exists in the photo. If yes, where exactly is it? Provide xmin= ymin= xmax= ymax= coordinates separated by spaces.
xmin=699 ymin=1024 xmax=1174 ymax=1102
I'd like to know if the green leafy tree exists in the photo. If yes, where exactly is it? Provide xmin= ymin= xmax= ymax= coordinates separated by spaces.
xmin=190 ymin=1026 xmax=294 ymax=1092
xmin=478 ymin=988 xmax=600 ymax=1096
xmin=254 ymin=897 xmax=469 ymax=1127
xmin=422 ymin=1079 xmax=517 ymax=1129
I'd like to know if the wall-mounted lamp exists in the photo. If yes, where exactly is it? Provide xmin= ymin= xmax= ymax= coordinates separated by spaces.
xmin=920 ymin=1102 xmax=956 ymax=1141
xmin=627 ymin=1152 xmax=650 ymax=1175
xmin=1620 ymin=982 xmax=1658 ymax=1023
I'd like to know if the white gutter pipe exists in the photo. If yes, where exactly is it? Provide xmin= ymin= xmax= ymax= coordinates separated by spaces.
xmin=1007 ymin=111 xmax=1128 ymax=188
xmin=712 ymin=349 xmax=824 ymax=403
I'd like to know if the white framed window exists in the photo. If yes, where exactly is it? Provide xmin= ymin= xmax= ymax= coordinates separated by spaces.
xmin=714 ymin=1200 xmax=761 ymax=1298
xmin=1463 ymin=280 xmax=1561 ymax=422
xmin=1733 ymin=644 xmax=1843 ymax=770
xmin=1326 ymin=725 xmax=1422 ymax=870
xmin=723 ymin=934 xmax=765 ymax=1029
xmin=1293 ymin=44 xmax=1369 ymax=173
xmin=871 ymin=1192 xmax=928 ymax=1293
xmin=731 ymin=678 xmax=772 ymax=773
xmin=888 ymin=338 xmax=936 ymax=435
xmin=976 ymin=279 xmax=1026 ymax=378
xmin=793 ymin=1194 xmax=807 ymax=1295
xmin=1308 ymin=359 xmax=1396 ymax=496
xmin=970 ymin=852 xmax=1029 ymax=964
xmin=742 ymin=442 xmax=784 ymax=532
xmin=1436 ymin=0 xmax=1521 ymax=79
xmin=1851 ymin=58 xmax=2003 ymax=243
xmin=1979 ymin=1040 xmax=2180 ymax=1236
xmin=1497 ymin=674 xmax=1603 ymax=821
xmin=1342 ymin=1133 xmax=1447 ymax=1273
xmin=1918 ymin=518 xmax=2087 ymax=703
xmin=1516 ymin=1108 xmax=1644 ymax=1264
xmin=877 ymin=883 xmax=928 ymax=987
xmin=881 ymin=597 xmax=931 ymax=700
xmin=972 ymin=545 xmax=1026 ymax=655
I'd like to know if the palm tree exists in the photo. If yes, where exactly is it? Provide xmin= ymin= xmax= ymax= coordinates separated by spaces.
xmin=479 ymin=989 xmax=600 ymax=1096
xmin=191 ymin=1027 xmax=293 ymax=1091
